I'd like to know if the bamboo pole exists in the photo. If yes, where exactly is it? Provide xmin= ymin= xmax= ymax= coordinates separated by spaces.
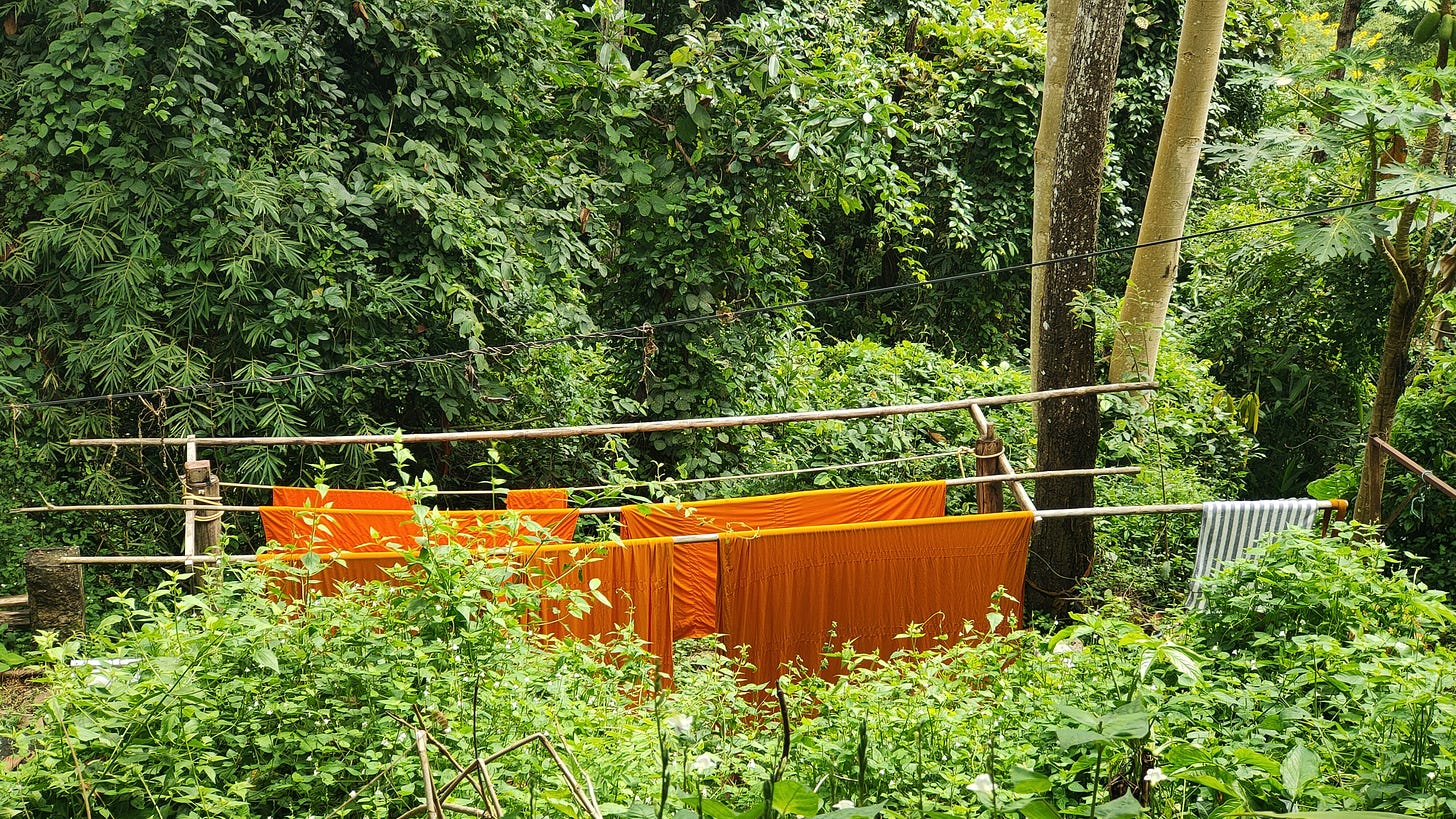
xmin=68 ymin=382 xmax=1156 ymax=448
xmin=218 ymin=449 xmax=980 ymax=492
xmin=182 ymin=436 xmax=197 ymax=571
xmin=1371 ymin=436 xmax=1456 ymax=501
xmin=1037 ymin=499 xmax=1348 ymax=519
xmin=15 ymin=467 xmax=1140 ymax=515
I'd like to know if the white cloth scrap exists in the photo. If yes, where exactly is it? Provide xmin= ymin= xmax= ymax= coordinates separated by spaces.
xmin=1186 ymin=499 xmax=1321 ymax=609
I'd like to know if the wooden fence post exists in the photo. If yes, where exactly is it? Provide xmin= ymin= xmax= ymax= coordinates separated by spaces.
xmin=24 ymin=546 xmax=84 ymax=638
xmin=184 ymin=459 xmax=222 ymax=588
xmin=975 ymin=423 xmax=1006 ymax=514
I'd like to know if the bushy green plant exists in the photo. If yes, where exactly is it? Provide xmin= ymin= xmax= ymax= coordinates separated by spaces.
xmin=1385 ymin=348 xmax=1456 ymax=588
xmin=9 ymin=528 xmax=1456 ymax=819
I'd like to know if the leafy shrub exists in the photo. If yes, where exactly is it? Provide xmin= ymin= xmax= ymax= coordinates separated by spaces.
xmin=1385 ymin=348 xmax=1456 ymax=588
xmin=9 ymin=528 xmax=1456 ymax=819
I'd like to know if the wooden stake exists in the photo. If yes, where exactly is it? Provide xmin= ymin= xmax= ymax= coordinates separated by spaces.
xmin=24 ymin=547 xmax=84 ymax=637
xmin=968 ymin=404 xmax=1037 ymax=514
xmin=974 ymin=423 xmax=1005 ymax=514
xmin=68 ymin=382 xmax=1157 ymax=448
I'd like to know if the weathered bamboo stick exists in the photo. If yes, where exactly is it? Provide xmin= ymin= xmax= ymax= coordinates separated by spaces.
xmin=1036 ymin=499 xmax=1348 ymax=519
xmin=68 ymin=382 xmax=1156 ymax=448
xmin=17 ymin=467 xmax=1140 ymax=516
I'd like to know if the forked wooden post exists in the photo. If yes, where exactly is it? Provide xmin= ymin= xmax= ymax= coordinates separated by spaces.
xmin=24 ymin=547 xmax=84 ymax=637
xmin=974 ymin=423 xmax=1005 ymax=514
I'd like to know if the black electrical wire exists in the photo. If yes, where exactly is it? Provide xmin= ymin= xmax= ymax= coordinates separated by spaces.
xmin=7 ymin=181 xmax=1453 ymax=412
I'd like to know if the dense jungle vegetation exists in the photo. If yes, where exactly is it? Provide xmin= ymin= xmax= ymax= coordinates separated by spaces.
xmin=0 ymin=0 xmax=1455 ymax=813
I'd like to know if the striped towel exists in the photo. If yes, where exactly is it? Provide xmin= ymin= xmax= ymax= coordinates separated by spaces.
xmin=1186 ymin=499 xmax=1321 ymax=609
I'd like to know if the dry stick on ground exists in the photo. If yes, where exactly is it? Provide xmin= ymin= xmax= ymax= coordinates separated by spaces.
xmin=390 ymin=725 xmax=604 ymax=819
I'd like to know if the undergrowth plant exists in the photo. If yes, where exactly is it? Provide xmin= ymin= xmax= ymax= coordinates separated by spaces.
xmin=6 ymin=527 xmax=1455 ymax=819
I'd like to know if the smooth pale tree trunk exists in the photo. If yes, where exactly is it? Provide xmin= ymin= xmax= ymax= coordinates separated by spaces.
xmin=1026 ymin=0 xmax=1128 ymax=615
xmin=1108 ymin=0 xmax=1229 ymax=384
xmin=1030 ymin=0 xmax=1080 ymax=395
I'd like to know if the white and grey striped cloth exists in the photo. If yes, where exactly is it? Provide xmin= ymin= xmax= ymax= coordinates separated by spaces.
xmin=1186 ymin=499 xmax=1322 ymax=609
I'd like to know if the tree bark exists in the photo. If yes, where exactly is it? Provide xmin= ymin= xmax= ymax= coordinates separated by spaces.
xmin=1027 ymin=0 xmax=1128 ymax=615
xmin=1352 ymin=30 xmax=1447 ymax=523
xmin=1108 ymin=0 xmax=1229 ymax=384
xmin=1331 ymin=0 xmax=1361 ymax=80
xmin=1353 ymin=270 xmax=1426 ymax=523
xmin=1030 ymin=0 xmax=1081 ymax=394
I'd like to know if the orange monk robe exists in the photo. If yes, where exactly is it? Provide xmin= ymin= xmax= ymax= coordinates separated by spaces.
xmin=272 ymin=486 xmax=413 ymax=511
xmin=621 ymin=481 xmax=948 ymax=640
xmin=716 ymin=511 xmax=1032 ymax=687
xmin=520 ymin=538 xmax=675 ymax=677
xmin=259 ymin=507 xmax=579 ymax=551
xmin=507 ymin=488 xmax=570 ymax=509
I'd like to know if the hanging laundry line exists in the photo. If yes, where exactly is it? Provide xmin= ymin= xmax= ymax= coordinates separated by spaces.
xmin=215 ymin=447 xmax=984 ymax=493
xmin=10 ymin=466 xmax=1140 ymax=516
xmin=66 ymin=381 xmax=1156 ymax=448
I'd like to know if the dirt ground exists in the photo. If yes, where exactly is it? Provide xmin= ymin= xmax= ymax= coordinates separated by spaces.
xmin=0 ymin=669 xmax=47 ymax=769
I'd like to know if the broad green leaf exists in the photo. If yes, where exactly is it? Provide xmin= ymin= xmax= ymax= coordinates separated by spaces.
xmin=1021 ymin=799 xmax=1060 ymax=819
xmin=1101 ymin=702 xmax=1150 ymax=740
xmin=1290 ymin=209 xmax=1379 ymax=263
xmin=696 ymin=800 xmax=737 ymax=819
xmin=770 ymin=781 xmax=822 ymax=817
xmin=1281 ymin=745 xmax=1321 ymax=798
xmin=1009 ymin=765 xmax=1053 ymax=794
xmin=1232 ymin=748 xmax=1283 ymax=776
xmin=1093 ymin=795 xmax=1144 ymax=819
xmin=1055 ymin=704 xmax=1101 ymax=728
xmin=253 ymin=646 xmax=279 ymax=673
xmin=1055 ymin=728 xmax=1108 ymax=749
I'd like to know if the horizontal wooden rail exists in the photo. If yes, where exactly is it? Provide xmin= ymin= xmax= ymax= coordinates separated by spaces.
xmin=1037 ymin=498 xmax=1348 ymax=520
xmin=68 ymin=382 xmax=1156 ymax=448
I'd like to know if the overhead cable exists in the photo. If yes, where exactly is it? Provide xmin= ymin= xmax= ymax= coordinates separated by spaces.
xmin=9 ymin=181 xmax=1453 ymax=413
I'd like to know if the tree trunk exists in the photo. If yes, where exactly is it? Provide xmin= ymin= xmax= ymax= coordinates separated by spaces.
xmin=1331 ymin=0 xmax=1361 ymax=80
xmin=1108 ymin=0 xmax=1229 ymax=384
xmin=1026 ymin=0 xmax=1128 ymax=615
xmin=1352 ymin=28 xmax=1446 ymax=523
xmin=1353 ymin=272 xmax=1426 ymax=523
xmin=1030 ymin=0 xmax=1081 ymax=394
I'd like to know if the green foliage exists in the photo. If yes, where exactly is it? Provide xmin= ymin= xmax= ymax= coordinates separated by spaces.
xmin=1181 ymin=201 xmax=1382 ymax=498
xmin=1090 ymin=314 xmax=1257 ymax=610
xmin=1386 ymin=348 xmax=1456 ymax=588
xmin=13 ymin=530 xmax=1456 ymax=818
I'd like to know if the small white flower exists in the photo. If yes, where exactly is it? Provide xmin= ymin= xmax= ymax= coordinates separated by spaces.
xmin=1144 ymin=767 xmax=1169 ymax=786
xmin=692 ymin=753 xmax=720 ymax=775
xmin=666 ymin=714 xmax=694 ymax=735
xmin=968 ymin=773 xmax=996 ymax=795
xmin=833 ymin=801 xmax=856 ymax=810
xmin=1429 ymin=771 xmax=1438 ymax=781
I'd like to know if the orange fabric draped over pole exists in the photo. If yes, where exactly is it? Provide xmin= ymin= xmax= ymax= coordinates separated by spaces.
xmin=508 ymin=488 xmax=569 ymax=510
xmin=523 ymin=538 xmax=675 ymax=678
xmin=621 ymin=481 xmax=948 ymax=640
xmin=273 ymin=486 xmax=413 ymax=511
xmin=259 ymin=507 xmax=580 ymax=553
xmin=716 ymin=511 xmax=1032 ymax=687
xmin=259 ymin=486 xmax=580 ymax=596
